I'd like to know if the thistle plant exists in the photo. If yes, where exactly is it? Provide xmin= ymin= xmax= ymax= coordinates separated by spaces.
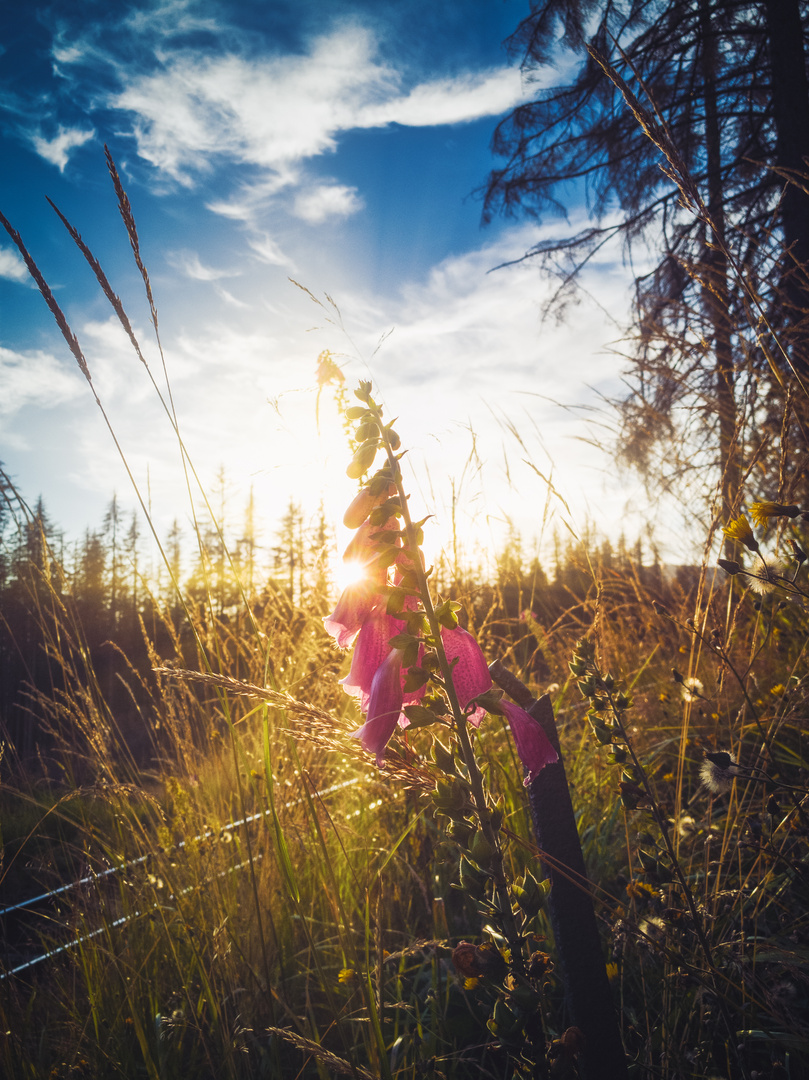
xmin=719 ymin=506 xmax=809 ymax=602
xmin=323 ymin=381 xmax=559 ymax=1073
xmin=568 ymin=637 xmax=755 ymax=1077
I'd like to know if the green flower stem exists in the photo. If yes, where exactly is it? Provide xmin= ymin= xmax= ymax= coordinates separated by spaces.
xmin=370 ymin=406 xmax=528 ymax=978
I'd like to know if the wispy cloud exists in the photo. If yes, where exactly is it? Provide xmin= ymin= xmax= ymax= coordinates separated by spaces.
xmin=356 ymin=68 xmax=526 ymax=128
xmin=292 ymin=183 xmax=364 ymax=224
xmin=246 ymin=233 xmax=294 ymax=268
xmin=29 ymin=125 xmax=95 ymax=170
xmin=123 ymin=0 xmax=223 ymax=40
xmin=0 ymin=246 xmax=30 ymax=284
xmin=0 ymin=345 xmax=84 ymax=418
xmin=48 ymin=18 xmax=524 ymax=199
xmin=214 ymin=286 xmax=250 ymax=309
xmin=106 ymin=27 xmax=395 ymax=184
xmin=105 ymin=27 xmax=525 ymax=183
xmin=168 ymin=250 xmax=242 ymax=281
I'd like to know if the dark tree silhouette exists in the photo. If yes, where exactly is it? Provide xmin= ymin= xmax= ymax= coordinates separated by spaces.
xmin=484 ymin=0 xmax=809 ymax=519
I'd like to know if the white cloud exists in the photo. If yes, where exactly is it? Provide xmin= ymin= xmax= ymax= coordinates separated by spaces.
xmin=214 ymin=285 xmax=250 ymax=308
xmin=353 ymin=223 xmax=626 ymax=406
xmin=205 ymin=170 xmax=298 ymax=222
xmin=168 ymin=250 xmax=241 ymax=281
xmin=0 ymin=345 xmax=84 ymax=418
xmin=247 ymin=233 xmax=294 ymax=268
xmin=292 ymin=183 xmax=364 ymax=224
xmin=29 ymin=125 xmax=95 ymax=170
xmin=123 ymin=0 xmax=222 ymax=40
xmin=52 ymin=42 xmax=88 ymax=65
xmin=104 ymin=25 xmax=525 ymax=187
xmin=357 ymin=67 xmax=527 ymax=128
xmin=0 ymin=246 xmax=30 ymax=284
xmin=109 ymin=27 xmax=395 ymax=183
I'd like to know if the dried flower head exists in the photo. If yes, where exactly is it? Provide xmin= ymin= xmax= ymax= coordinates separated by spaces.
xmin=747 ymin=556 xmax=787 ymax=595
xmin=680 ymin=677 xmax=704 ymax=703
xmin=638 ymin=916 xmax=667 ymax=942
xmin=677 ymin=815 xmax=697 ymax=838
xmin=451 ymin=942 xmax=482 ymax=979
xmin=700 ymin=750 xmax=739 ymax=794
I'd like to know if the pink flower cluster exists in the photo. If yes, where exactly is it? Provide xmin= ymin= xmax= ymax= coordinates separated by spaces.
xmin=324 ymin=482 xmax=558 ymax=785
xmin=438 ymin=624 xmax=559 ymax=786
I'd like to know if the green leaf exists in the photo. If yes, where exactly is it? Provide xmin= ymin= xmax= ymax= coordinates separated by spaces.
xmin=402 ymin=640 xmax=420 ymax=669
xmin=403 ymin=666 xmax=429 ymax=693
xmin=369 ymin=498 xmax=402 ymax=526
xmin=388 ymin=632 xmax=419 ymax=651
xmin=403 ymin=704 xmax=441 ymax=727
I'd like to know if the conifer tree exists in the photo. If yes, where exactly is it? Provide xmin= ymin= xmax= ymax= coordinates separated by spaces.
xmin=485 ymin=0 xmax=809 ymax=514
xmin=103 ymin=494 xmax=122 ymax=629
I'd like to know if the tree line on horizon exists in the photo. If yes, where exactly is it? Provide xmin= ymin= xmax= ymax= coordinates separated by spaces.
xmin=0 ymin=467 xmax=693 ymax=774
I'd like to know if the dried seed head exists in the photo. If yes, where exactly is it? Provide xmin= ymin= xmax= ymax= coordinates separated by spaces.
xmin=700 ymin=750 xmax=739 ymax=793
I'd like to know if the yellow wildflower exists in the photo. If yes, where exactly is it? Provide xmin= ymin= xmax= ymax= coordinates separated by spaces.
xmin=749 ymin=501 xmax=800 ymax=529
xmin=626 ymin=880 xmax=656 ymax=900
xmin=722 ymin=514 xmax=759 ymax=552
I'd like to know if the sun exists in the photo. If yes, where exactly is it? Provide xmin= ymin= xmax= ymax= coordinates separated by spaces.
xmin=332 ymin=556 xmax=371 ymax=595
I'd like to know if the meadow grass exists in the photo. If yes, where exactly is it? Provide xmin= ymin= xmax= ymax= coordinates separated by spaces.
xmin=1 ymin=151 xmax=809 ymax=1080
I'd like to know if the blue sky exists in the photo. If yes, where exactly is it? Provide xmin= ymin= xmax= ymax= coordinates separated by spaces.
xmin=0 ymin=0 xmax=647 ymax=572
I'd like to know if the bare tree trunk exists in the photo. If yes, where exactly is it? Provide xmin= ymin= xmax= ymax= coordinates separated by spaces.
xmin=764 ymin=0 xmax=809 ymax=381
xmin=699 ymin=0 xmax=739 ymax=525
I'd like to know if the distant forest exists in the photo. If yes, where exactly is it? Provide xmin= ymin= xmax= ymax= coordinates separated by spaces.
xmin=0 ymin=469 xmax=698 ymax=773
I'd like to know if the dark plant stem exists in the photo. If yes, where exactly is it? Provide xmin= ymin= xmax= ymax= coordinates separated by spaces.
xmin=491 ymin=661 xmax=629 ymax=1080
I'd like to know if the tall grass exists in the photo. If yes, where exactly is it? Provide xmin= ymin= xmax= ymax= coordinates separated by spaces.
xmin=1 ymin=144 xmax=808 ymax=1080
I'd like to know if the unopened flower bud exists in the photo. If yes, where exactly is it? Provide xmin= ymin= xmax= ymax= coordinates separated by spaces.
xmin=451 ymin=942 xmax=482 ymax=979
xmin=717 ymin=558 xmax=742 ymax=575
xmin=789 ymin=539 xmax=807 ymax=565
xmin=474 ymin=942 xmax=508 ymax=980
xmin=346 ymin=440 xmax=379 ymax=480
xmin=470 ymin=830 xmax=496 ymax=866
xmin=355 ymin=419 xmax=379 ymax=441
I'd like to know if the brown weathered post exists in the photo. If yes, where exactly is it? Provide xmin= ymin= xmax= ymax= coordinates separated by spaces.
xmin=490 ymin=661 xmax=629 ymax=1080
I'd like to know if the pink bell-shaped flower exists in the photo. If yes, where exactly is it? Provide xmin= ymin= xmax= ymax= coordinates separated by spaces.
xmin=323 ymin=579 xmax=383 ymax=648
xmin=353 ymin=649 xmax=405 ymax=766
xmin=342 ymin=519 xmax=400 ymax=574
xmin=500 ymin=699 xmax=558 ymax=786
xmin=440 ymin=625 xmax=491 ymax=726
xmin=341 ymin=609 xmax=403 ymax=710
